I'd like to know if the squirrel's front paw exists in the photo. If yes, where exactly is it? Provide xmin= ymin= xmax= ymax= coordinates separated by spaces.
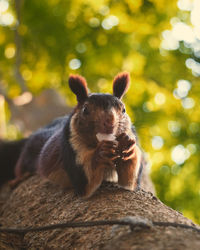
xmin=117 ymin=133 xmax=136 ymax=161
xmin=93 ymin=140 xmax=118 ymax=168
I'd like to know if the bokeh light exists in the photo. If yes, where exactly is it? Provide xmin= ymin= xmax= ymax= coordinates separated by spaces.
xmin=69 ymin=59 xmax=81 ymax=70
xmin=171 ymin=144 xmax=190 ymax=165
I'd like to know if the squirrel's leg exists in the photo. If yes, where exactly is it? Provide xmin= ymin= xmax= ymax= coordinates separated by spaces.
xmin=116 ymin=133 xmax=142 ymax=191
xmin=37 ymin=131 xmax=73 ymax=189
xmin=9 ymin=136 xmax=43 ymax=188
xmin=83 ymin=140 xmax=118 ymax=198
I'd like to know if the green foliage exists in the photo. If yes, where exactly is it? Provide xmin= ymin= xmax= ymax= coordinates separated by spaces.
xmin=0 ymin=0 xmax=200 ymax=224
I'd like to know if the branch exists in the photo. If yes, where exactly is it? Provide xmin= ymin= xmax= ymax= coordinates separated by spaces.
xmin=0 ymin=216 xmax=200 ymax=235
xmin=0 ymin=73 xmax=13 ymax=106
xmin=14 ymin=0 xmax=27 ymax=92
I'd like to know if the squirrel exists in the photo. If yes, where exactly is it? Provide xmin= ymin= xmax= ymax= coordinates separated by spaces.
xmin=0 ymin=72 xmax=143 ymax=198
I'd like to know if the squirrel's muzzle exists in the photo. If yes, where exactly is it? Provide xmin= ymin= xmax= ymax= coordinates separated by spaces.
xmin=98 ymin=110 xmax=116 ymax=134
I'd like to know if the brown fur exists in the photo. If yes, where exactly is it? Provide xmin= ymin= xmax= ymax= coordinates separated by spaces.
xmin=70 ymin=115 xmax=107 ymax=197
xmin=67 ymin=72 xmax=142 ymax=197
xmin=117 ymin=145 xmax=141 ymax=190
xmin=48 ymin=168 xmax=72 ymax=188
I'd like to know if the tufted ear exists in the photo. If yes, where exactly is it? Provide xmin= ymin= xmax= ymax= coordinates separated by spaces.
xmin=68 ymin=74 xmax=88 ymax=104
xmin=113 ymin=72 xmax=130 ymax=99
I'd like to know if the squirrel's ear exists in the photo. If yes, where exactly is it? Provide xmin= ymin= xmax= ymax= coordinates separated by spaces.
xmin=113 ymin=72 xmax=130 ymax=99
xmin=68 ymin=74 xmax=88 ymax=103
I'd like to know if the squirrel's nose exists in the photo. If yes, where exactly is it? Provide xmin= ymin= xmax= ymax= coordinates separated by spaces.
xmin=102 ymin=115 xmax=115 ymax=133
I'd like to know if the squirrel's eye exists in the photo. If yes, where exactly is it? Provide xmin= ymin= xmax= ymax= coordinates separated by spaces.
xmin=122 ymin=107 xmax=126 ymax=114
xmin=82 ymin=106 xmax=90 ymax=115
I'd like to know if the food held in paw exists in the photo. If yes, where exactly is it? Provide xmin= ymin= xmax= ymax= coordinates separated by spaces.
xmin=96 ymin=133 xmax=116 ymax=142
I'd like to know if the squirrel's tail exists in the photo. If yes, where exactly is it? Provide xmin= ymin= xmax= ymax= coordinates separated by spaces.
xmin=0 ymin=139 xmax=27 ymax=186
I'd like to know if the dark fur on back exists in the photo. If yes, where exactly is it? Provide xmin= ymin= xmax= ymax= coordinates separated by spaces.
xmin=14 ymin=116 xmax=68 ymax=177
xmin=61 ymin=114 xmax=88 ymax=196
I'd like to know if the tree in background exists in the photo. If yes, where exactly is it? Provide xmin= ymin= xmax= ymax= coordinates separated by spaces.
xmin=0 ymin=0 xmax=199 ymax=223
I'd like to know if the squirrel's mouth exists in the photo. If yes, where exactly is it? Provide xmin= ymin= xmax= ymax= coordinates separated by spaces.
xmin=98 ymin=126 xmax=115 ymax=135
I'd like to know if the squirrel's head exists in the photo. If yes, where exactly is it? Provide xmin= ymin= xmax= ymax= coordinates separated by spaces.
xmin=68 ymin=72 xmax=132 ymax=147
